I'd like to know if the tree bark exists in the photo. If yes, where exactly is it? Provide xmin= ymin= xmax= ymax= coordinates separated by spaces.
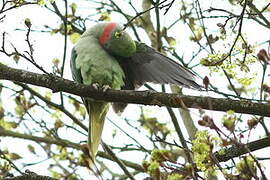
xmin=0 ymin=64 xmax=269 ymax=117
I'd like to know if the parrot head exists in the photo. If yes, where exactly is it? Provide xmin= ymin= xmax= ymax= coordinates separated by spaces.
xmin=88 ymin=22 xmax=136 ymax=57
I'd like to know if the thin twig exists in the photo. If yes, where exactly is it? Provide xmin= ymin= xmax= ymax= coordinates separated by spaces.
xmin=101 ymin=141 xmax=136 ymax=180
xmin=207 ymin=0 xmax=248 ymax=66
xmin=15 ymin=82 xmax=88 ymax=132
xmin=123 ymin=0 xmax=168 ymax=30
xmin=0 ymin=149 xmax=23 ymax=174
xmin=59 ymin=0 xmax=69 ymax=107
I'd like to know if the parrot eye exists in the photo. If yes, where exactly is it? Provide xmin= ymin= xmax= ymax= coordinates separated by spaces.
xmin=114 ymin=31 xmax=123 ymax=39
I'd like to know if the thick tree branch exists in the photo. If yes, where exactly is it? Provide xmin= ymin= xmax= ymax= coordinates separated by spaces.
xmin=0 ymin=64 xmax=270 ymax=117
xmin=4 ymin=170 xmax=58 ymax=180
xmin=5 ymin=174 xmax=57 ymax=180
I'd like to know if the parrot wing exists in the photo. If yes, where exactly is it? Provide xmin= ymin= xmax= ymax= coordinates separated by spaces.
xmin=70 ymin=48 xmax=83 ymax=84
xmin=119 ymin=42 xmax=201 ymax=89
xmin=70 ymin=48 xmax=90 ymax=113
xmin=113 ymin=42 xmax=201 ymax=113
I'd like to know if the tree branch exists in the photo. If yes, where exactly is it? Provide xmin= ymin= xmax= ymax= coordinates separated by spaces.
xmin=5 ymin=171 xmax=58 ymax=180
xmin=15 ymin=82 xmax=88 ymax=132
xmin=0 ymin=127 xmax=144 ymax=172
xmin=101 ymin=141 xmax=136 ymax=180
xmin=0 ymin=127 xmax=80 ymax=149
xmin=0 ymin=64 xmax=270 ymax=117
xmin=2 ymin=126 xmax=269 ymax=171
xmin=215 ymin=136 xmax=270 ymax=162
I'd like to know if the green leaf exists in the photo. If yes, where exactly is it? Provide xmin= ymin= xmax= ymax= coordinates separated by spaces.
xmin=0 ymin=105 xmax=4 ymax=119
xmin=166 ymin=37 xmax=176 ymax=47
xmin=147 ymin=160 xmax=160 ymax=177
xmin=11 ymin=0 xmax=25 ymax=6
xmin=27 ymin=144 xmax=36 ymax=154
xmin=151 ymin=149 xmax=169 ymax=162
xmin=69 ymin=32 xmax=81 ymax=44
xmin=36 ymin=0 xmax=49 ymax=5
xmin=8 ymin=153 xmax=22 ymax=160
xmin=222 ymin=111 xmax=236 ymax=132
xmin=0 ymin=119 xmax=18 ymax=130
xmin=13 ymin=54 xmax=20 ymax=63
xmin=54 ymin=119 xmax=64 ymax=129
xmin=189 ymin=27 xmax=203 ymax=42
xmin=167 ymin=174 xmax=183 ymax=180
xmin=24 ymin=18 xmax=31 ymax=28
xmin=99 ymin=12 xmax=111 ymax=21
xmin=44 ymin=91 xmax=52 ymax=101
xmin=70 ymin=3 xmax=77 ymax=14
xmin=52 ymin=58 xmax=60 ymax=66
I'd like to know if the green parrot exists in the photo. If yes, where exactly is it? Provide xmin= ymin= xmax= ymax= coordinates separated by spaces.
xmin=70 ymin=22 xmax=200 ymax=166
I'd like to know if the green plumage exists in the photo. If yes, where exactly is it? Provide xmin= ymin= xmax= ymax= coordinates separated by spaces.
xmin=88 ymin=101 xmax=109 ymax=163
xmin=70 ymin=24 xmax=127 ymax=166
xmin=74 ymin=35 xmax=124 ymax=88
xmin=70 ymin=22 xmax=200 ymax=167
xmin=104 ymin=31 xmax=136 ymax=57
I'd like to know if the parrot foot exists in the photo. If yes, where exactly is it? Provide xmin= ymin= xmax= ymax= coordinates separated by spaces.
xmin=92 ymin=83 xmax=100 ymax=90
xmin=101 ymin=85 xmax=111 ymax=92
xmin=91 ymin=83 xmax=111 ymax=92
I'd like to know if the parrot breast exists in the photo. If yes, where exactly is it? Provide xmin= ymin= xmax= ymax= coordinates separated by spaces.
xmin=73 ymin=34 xmax=125 ymax=89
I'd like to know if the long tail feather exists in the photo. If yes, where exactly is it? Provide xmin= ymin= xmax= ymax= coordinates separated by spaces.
xmin=87 ymin=101 xmax=109 ymax=166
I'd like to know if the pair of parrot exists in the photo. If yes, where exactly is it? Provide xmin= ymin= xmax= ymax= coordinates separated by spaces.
xmin=70 ymin=22 xmax=200 ymax=166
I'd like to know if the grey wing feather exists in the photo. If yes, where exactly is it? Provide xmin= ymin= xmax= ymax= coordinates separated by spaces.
xmin=113 ymin=44 xmax=201 ymax=114
xmin=120 ymin=43 xmax=201 ymax=89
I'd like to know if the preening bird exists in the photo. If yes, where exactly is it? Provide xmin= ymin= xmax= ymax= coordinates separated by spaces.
xmin=70 ymin=22 xmax=200 ymax=166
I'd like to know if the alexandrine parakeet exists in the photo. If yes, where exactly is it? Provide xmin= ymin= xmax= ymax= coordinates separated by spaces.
xmin=70 ymin=22 xmax=200 ymax=165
